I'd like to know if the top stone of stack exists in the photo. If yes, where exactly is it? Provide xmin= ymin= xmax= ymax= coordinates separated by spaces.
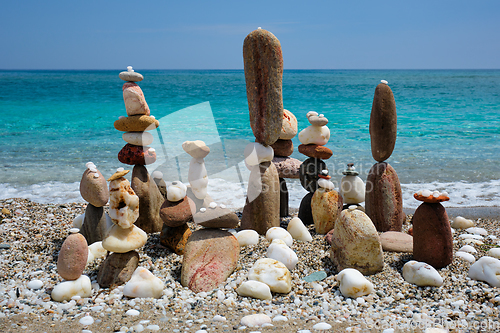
xmin=369 ymin=80 xmax=397 ymax=162
xmin=243 ymin=28 xmax=284 ymax=146
xmin=119 ymin=66 xmax=144 ymax=82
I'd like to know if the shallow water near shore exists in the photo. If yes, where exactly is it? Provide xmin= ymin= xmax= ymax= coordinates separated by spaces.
xmin=1 ymin=69 xmax=499 ymax=208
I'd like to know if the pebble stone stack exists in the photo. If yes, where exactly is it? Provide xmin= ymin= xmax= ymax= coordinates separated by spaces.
xmin=365 ymin=80 xmax=404 ymax=232
xmin=412 ymin=190 xmax=453 ymax=269
xmin=271 ymin=109 xmax=301 ymax=217
xmin=240 ymin=28 xmax=283 ymax=235
xmin=340 ymin=163 xmax=365 ymax=210
xmin=297 ymin=112 xmax=342 ymax=234
xmin=114 ymin=67 xmax=163 ymax=234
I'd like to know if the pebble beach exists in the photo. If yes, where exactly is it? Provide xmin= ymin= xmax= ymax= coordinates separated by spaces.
xmin=2 ymin=198 xmax=500 ymax=333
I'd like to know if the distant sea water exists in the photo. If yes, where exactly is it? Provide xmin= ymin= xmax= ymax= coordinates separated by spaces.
xmin=0 ymin=69 xmax=499 ymax=209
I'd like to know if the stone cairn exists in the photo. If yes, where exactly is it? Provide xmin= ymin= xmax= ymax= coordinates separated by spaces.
xmin=297 ymin=112 xmax=342 ymax=234
xmin=365 ymin=80 xmax=404 ymax=232
xmin=340 ymin=163 xmax=365 ymax=210
xmin=240 ymin=28 xmax=283 ymax=235
xmin=412 ymin=190 xmax=453 ymax=268
xmin=271 ymin=109 xmax=300 ymax=217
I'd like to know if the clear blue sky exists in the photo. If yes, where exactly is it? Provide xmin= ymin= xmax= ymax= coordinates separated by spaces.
xmin=1 ymin=0 xmax=499 ymax=69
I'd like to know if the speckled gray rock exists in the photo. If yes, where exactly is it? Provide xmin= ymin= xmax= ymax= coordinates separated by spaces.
xmin=119 ymin=71 xmax=144 ymax=82
xmin=272 ymin=156 xmax=301 ymax=179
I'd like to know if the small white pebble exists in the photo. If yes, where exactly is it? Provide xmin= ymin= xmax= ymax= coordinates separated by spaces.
xmin=152 ymin=171 xmax=163 ymax=179
xmin=126 ymin=309 xmax=140 ymax=316
xmin=213 ymin=315 xmax=226 ymax=322
xmin=458 ymin=245 xmax=477 ymax=253
xmin=117 ymin=167 xmax=124 ymax=172
xmin=146 ymin=325 xmax=160 ymax=331
xmin=199 ymin=208 xmax=207 ymax=213
xmin=219 ymin=204 xmax=226 ymax=209
xmin=92 ymin=173 xmax=100 ymax=179
xmin=312 ymin=322 xmax=332 ymax=330
xmin=69 ymin=228 xmax=80 ymax=234
xmin=272 ymin=315 xmax=288 ymax=322
xmin=85 ymin=162 xmax=96 ymax=169
xmin=79 ymin=315 xmax=94 ymax=326
xmin=148 ymin=148 xmax=155 ymax=152
xmin=209 ymin=202 xmax=217 ymax=209
xmin=82 ymin=330 xmax=92 ymax=333
xmin=119 ymin=116 xmax=125 ymax=119
xmin=381 ymin=80 xmax=388 ymax=84
xmin=88 ymin=167 xmax=97 ymax=173
xmin=27 ymin=279 xmax=43 ymax=290
xmin=127 ymin=66 xmax=134 ymax=72
xmin=150 ymin=115 xmax=155 ymax=119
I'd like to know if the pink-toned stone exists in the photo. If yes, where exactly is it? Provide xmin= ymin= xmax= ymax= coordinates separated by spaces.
xmin=181 ymin=229 xmax=239 ymax=293
xmin=243 ymin=29 xmax=284 ymax=146
xmin=271 ymin=139 xmax=293 ymax=157
xmin=379 ymin=231 xmax=413 ymax=253
xmin=280 ymin=109 xmax=298 ymax=140
xmin=412 ymin=202 xmax=453 ymax=269
xmin=272 ymin=157 xmax=301 ymax=179
xmin=80 ymin=168 xmax=109 ymax=207
xmin=365 ymin=162 xmax=403 ymax=232
xmin=118 ymin=144 xmax=157 ymax=165
xmin=369 ymin=83 xmax=397 ymax=162
xmin=57 ymin=233 xmax=88 ymax=281
xmin=122 ymin=82 xmax=150 ymax=116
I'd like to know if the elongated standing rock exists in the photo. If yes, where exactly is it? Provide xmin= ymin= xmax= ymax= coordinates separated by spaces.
xmin=412 ymin=202 xmax=453 ymax=269
xmin=243 ymin=28 xmax=284 ymax=146
xmin=311 ymin=188 xmax=343 ymax=234
xmin=369 ymin=82 xmax=397 ymax=162
xmin=240 ymin=161 xmax=280 ymax=235
xmin=365 ymin=162 xmax=403 ymax=232
xmin=131 ymin=165 xmax=164 ymax=233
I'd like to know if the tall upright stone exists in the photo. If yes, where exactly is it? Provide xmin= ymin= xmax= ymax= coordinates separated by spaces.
xmin=365 ymin=80 xmax=403 ymax=232
xmin=131 ymin=165 xmax=164 ymax=233
xmin=241 ymin=28 xmax=283 ymax=234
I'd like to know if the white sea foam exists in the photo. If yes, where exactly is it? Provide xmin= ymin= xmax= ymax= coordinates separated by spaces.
xmin=1 ymin=178 xmax=499 ymax=209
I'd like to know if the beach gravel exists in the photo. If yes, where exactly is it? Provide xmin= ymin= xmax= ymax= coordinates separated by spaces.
xmin=1 ymin=198 xmax=500 ymax=332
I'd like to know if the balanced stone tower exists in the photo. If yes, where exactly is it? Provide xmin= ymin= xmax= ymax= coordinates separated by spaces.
xmin=297 ymin=112 xmax=342 ymax=232
xmin=240 ymin=28 xmax=283 ymax=235
xmin=412 ymin=190 xmax=453 ymax=268
xmin=365 ymin=80 xmax=404 ymax=232
xmin=114 ymin=67 xmax=164 ymax=234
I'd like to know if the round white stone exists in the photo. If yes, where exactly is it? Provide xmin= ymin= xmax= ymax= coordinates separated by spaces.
xmin=126 ymin=309 xmax=140 ymax=316
xmin=244 ymin=142 xmax=274 ymax=168
xmin=402 ymin=260 xmax=443 ymax=287
xmin=287 ymin=217 xmax=312 ymax=242
xmin=79 ymin=315 xmax=94 ymax=326
xmin=151 ymin=171 xmax=163 ymax=179
xmin=312 ymin=322 xmax=332 ymax=330
xmin=455 ymin=251 xmax=476 ymax=263
xmin=487 ymin=248 xmax=500 ymax=259
xmin=240 ymin=314 xmax=272 ymax=327
xmin=236 ymin=280 xmax=272 ymax=300
xmin=469 ymin=256 xmax=500 ymax=287
xmin=458 ymin=245 xmax=477 ymax=254
xmin=69 ymin=228 xmax=80 ymax=234
xmin=451 ymin=216 xmax=474 ymax=229
xmin=266 ymin=227 xmax=293 ymax=247
xmin=298 ymin=125 xmax=330 ymax=146
xmin=27 ymin=279 xmax=43 ymax=290
xmin=266 ymin=239 xmax=298 ymax=270
xmin=122 ymin=132 xmax=154 ymax=146
xmin=236 ymin=229 xmax=259 ymax=246
xmin=336 ymin=268 xmax=374 ymax=298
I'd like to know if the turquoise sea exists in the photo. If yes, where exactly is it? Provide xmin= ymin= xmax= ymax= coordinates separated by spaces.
xmin=0 ymin=69 xmax=499 ymax=208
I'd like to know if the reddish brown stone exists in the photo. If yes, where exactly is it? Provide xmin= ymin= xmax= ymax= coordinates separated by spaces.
xmin=159 ymin=196 xmax=193 ymax=227
xmin=243 ymin=29 xmax=284 ymax=146
xmin=412 ymin=202 xmax=453 ymax=269
xmin=324 ymin=228 xmax=335 ymax=245
xmin=298 ymin=144 xmax=333 ymax=159
xmin=160 ymin=223 xmax=192 ymax=255
xmin=57 ymin=233 xmax=88 ymax=281
xmin=271 ymin=139 xmax=293 ymax=157
xmin=414 ymin=193 xmax=450 ymax=203
xmin=365 ymin=162 xmax=403 ymax=232
xmin=118 ymin=143 xmax=156 ymax=165
xmin=369 ymin=83 xmax=397 ymax=162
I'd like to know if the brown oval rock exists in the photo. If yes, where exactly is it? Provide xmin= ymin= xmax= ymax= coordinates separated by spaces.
xmin=80 ymin=168 xmax=109 ymax=207
xmin=131 ymin=165 xmax=164 ymax=233
xmin=379 ymin=231 xmax=413 ymax=253
xmin=330 ymin=209 xmax=384 ymax=275
xmin=272 ymin=156 xmax=301 ymax=179
xmin=114 ymin=115 xmax=159 ymax=132
xmin=123 ymin=82 xmax=150 ymax=116
xmin=280 ymin=109 xmax=298 ymax=140
xmin=160 ymin=223 xmax=192 ymax=255
xmin=97 ymin=251 xmax=139 ymax=288
xmin=369 ymin=82 xmax=397 ymax=162
xmin=57 ymin=233 xmax=88 ymax=281
xmin=243 ymin=29 xmax=284 ymax=146
xmin=311 ymin=188 xmax=343 ymax=234
xmin=181 ymin=229 xmax=239 ymax=293
xmin=240 ymin=161 xmax=280 ymax=235
xmin=271 ymin=139 xmax=293 ymax=157
xmin=298 ymin=144 xmax=333 ymax=159
xmin=365 ymin=162 xmax=403 ymax=232
xmin=412 ymin=202 xmax=453 ymax=269
xmin=160 ymin=196 xmax=193 ymax=227
xmin=118 ymin=144 xmax=157 ymax=165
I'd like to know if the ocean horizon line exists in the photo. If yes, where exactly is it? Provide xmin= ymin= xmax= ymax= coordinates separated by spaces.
xmin=1 ymin=68 xmax=500 ymax=72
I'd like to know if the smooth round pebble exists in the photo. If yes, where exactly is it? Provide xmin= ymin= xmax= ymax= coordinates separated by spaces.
xmin=272 ymin=315 xmax=288 ymax=322
xmin=126 ymin=309 xmax=140 ymax=316
xmin=79 ymin=315 xmax=94 ymax=325
xmin=27 ymin=279 xmax=43 ymax=290
xmin=213 ymin=315 xmax=226 ymax=322
xmin=146 ymin=325 xmax=160 ymax=331
xmin=312 ymin=322 xmax=332 ymax=330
